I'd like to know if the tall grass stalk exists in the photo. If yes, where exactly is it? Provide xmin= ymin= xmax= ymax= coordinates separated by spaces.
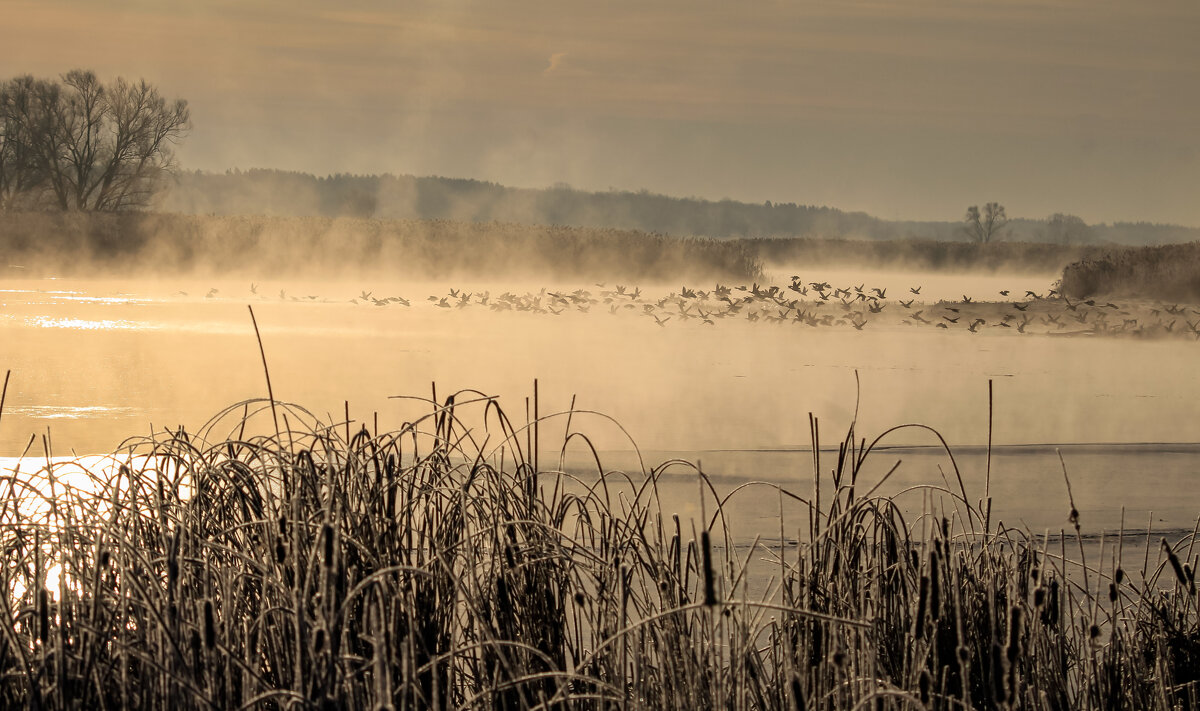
xmin=0 ymin=392 xmax=1195 ymax=709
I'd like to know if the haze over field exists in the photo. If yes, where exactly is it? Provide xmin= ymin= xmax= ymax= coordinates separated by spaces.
xmin=4 ymin=0 xmax=1199 ymax=227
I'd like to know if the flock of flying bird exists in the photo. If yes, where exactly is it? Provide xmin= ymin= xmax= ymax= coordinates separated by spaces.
xmin=193 ymin=276 xmax=1200 ymax=339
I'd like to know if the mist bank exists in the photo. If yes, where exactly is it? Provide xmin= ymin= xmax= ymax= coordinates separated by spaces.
xmin=163 ymin=169 xmax=1200 ymax=246
xmin=1061 ymin=241 xmax=1200 ymax=302
xmin=0 ymin=211 xmax=761 ymax=282
xmin=751 ymin=237 xmax=1102 ymax=275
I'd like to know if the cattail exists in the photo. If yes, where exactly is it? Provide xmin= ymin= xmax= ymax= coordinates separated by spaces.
xmin=700 ymin=530 xmax=718 ymax=606
xmin=322 ymin=523 xmax=335 ymax=568
xmin=99 ymin=549 xmax=110 ymax=568
xmin=203 ymin=599 xmax=216 ymax=650
xmin=991 ymin=642 xmax=1008 ymax=705
xmin=314 ymin=628 xmax=326 ymax=654
xmin=1007 ymin=606 xmax=1023 ymax=663
xmin=1034 ymin=587 xmax=1045 ymax=607
xmin=1043 ymin=579 xmax=1060 ymax=628
xmin=190 ymin=629 xmax=202 ymax=674
xmin=915 ymin=575 xmax=929 ymax=640
xmin=918 ymin=670 xmax=931 ymax=704
xmin=496 ymin=576 xmax=510 ymax=608
xmin=1089 ymin=624 xmax=1101 ymax=640
xmin=789 ymin=673 xmax=807 ymax=711
xmin=168 ymin=534 xmax=180 ymax=587
xmin=928 ymin=550 xmax=941 ymax=618
xmin=1108 ymin=583 xmax=1118 ymax=604
xmin=278 ymin=514 xmax=288 ymax=537
xmin=38 ymin=588 xmax=50 ymax=644
xmin=274 ymin=536 xmax=286 ymax=565
xmin=1163 ymin=539 xmax=1188 ymax=588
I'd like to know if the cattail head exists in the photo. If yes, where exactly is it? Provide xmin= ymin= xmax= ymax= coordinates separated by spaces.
xmin=37 ymin=588 xmax=50 ymax=644
xmin=991 ymin=642 xmax=1008 ymax=704
xmin=1007 ymin=606 xmax=1023 ymax=662
xmin=700 ymin=530 xmax=718 ymax=606
xmin=1115 ymin=567 xmax=1125 ymax=584
xmin=789 ymin=673 xmax=807 ymax=711
xmin=928 ymin=551 xmax=941 ymax=618
xmin=1163 ymin=539 xmax=1189 ymax=589
xmin=189 ymin=628 xmax=202 ymax=672
xmin=203 ymin=599 xmax=216 ymax=650
xmin=322 ymin=523 xmax=335 ymax=569
xmin=915 ymin=575 xmax=930 ymax=641
xmin=167 ymin=533 xmax=180 ymax=587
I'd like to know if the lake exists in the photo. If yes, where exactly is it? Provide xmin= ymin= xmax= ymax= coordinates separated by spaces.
xmin=2 ymin=269 xmax=1198 ymax=558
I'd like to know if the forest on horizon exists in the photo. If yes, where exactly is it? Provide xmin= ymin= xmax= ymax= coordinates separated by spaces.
xmin=160 ymin=168 xmax=1200 ymax=247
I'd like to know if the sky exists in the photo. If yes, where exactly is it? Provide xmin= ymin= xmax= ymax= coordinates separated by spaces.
xmin=4 ymin=0 xmax=1199 ymax=226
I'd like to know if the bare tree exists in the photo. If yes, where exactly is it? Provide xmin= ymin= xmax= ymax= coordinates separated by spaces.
xmin=963 ymin=202 xmax=1008 ymax=243
xmin=0 ymin=70 xmax=189 ymax=211
xmin=1042 ymin=213 xmax=1092 ymax=245
xmin=0 ymin=76 xmax=56 ymax=210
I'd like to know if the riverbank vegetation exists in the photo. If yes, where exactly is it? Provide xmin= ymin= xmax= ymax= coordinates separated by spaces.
xmin=0 ymin=211 xmax=1117 ymax=283
xmin=0 ymin=391 xmax=1196 ymax=709
xmin=750 ymin=236 xmax=1103 ymax=275
xmin=1061 ymin=241 xmax=1200 ymax=302
xmin=0 ymin=211 xmax=763 ymax=283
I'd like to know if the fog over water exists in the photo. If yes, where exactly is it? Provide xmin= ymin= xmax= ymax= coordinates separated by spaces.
xmin=2 ymin=266 xmax=1199 ymax=548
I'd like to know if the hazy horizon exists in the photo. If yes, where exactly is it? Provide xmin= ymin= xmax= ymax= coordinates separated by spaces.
xmin=4 ymin=0 xmax=1199 ymax=226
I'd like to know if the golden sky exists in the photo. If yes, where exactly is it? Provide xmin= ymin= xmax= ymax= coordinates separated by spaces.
xmin=4 ymin=0 xmax=1198 ymax=225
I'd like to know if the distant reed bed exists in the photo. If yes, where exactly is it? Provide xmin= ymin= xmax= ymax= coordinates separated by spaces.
xmin=0 ymin=389 xmax=1196 ymax=710
xmin=1060 ymin=241 xmax=1200 ymax=301
xmin=0 ymin=212 xmax=762 ymax=283
xmin=748 ymin=237 xmax=1107 ymax=275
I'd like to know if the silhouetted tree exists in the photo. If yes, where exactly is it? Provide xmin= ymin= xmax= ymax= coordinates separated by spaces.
xmin=963 ymin=202 xmax=1008 ymax=243
xmin=0 ymin=70 xmax=189 ymax=211
xmin=0 ymin=76 xmax=55 ymax=210
xmin=1042 ymin=212 xmax=1092 ymax=245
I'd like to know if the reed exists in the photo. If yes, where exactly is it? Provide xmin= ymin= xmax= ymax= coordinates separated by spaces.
xmin=0 ymin=392 xmax=1196 ymax=709
xmin=1060 ymin=241 xmax=1200 ymax=301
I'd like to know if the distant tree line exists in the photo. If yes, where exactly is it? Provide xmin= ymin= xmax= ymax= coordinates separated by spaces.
xmin=162 ymin=170 xmax=1200 ymax=247
xmin=0 ymin=70 xmax=189 ymax=212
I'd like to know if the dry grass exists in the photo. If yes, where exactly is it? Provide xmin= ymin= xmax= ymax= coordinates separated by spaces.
xmin=1060 ymin=242 xmax=1200 ymax=301
xmin=0 ymin=383 xmax=1197 ymax=710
